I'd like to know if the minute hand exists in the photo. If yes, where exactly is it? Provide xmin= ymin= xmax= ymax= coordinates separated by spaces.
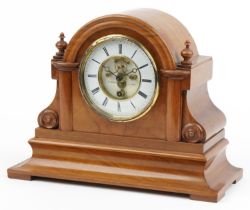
xmin=125 ymin=64 xmax=149 ymax=76
xmin=124 ymin=68 xmax=137 ymax=76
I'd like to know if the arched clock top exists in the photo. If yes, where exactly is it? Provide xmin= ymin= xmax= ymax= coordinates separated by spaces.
xmin=64 ymin=9 xmax=198 ymax=70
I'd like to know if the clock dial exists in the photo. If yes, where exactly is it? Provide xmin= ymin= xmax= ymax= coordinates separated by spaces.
xmin=79 ymin=35 xmax=159 ymax=121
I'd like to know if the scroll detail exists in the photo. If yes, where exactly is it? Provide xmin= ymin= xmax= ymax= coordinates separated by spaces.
xmin=38 ymin=109 xmax=59 ymax=129
xmin=182 ymin=123 xmax=205 ymax=143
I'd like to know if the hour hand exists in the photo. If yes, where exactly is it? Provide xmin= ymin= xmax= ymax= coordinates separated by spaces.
xmin=104 ymin=66 xmax=117 ymax=78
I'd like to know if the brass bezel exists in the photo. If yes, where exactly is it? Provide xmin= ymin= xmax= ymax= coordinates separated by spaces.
xmin=79 ymin=34 xmax=159 ymax=122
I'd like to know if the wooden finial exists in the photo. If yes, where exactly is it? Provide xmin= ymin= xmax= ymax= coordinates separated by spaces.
xmin=53 ymin=32 xmax=67 ymax=61
xmin=180 ymin=40 xmax=193 ymax=67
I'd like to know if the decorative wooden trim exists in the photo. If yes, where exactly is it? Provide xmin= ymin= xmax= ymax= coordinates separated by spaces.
xmin=178 ymin=40 xmax=193 ymax=68
xmin=159 ymin=69 xmax=190 ymax=80
xmin=182 ymin=123 xmax=205 ymax=143
xmin=182 ymin=84 xmax=226 ymax=141
xmin=38 ymin=109 xmax=59 ymax=129
xmin=52 ymin=61 xmax=79 ymax=72
xmin=52 ymin=32 xmax=67 ymax=61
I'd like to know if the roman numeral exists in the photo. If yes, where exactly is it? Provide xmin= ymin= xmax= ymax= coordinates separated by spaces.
xmin=92 ymin=58 xmax=100 ymax=64
xmin=131 ymin=50 xmax=137 ymax=59
xmin=119 ymin=44 xmax=122 ymax=54
xmin=138 ymin=63 xmax=149 ymax=70
xmin=103 ymin=47 xmax=109 ymax=56
xmin=142 ymin=79 xmax=152 ymax=83
xmin=91 ymin=87 xmax=100 ymax=95
xmin=138 ymin=91 xmax=147 ymax=99
xmin=102 ymin=97 xmax=108 ymax=106
xmin=130 ymin=100 xmax=136 ymax=109
xmin=117 ymin=101 xmax=121 ymax=112
xmin=88 ymin=74 xmax=97 ymax=78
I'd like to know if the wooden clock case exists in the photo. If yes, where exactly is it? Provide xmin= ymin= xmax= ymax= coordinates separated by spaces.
xmin=8 ymin=9 xmax=242 ymax=202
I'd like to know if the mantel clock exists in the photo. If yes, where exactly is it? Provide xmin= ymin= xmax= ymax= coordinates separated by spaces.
xmin=8 ymin=9 xmax=242 ymax=202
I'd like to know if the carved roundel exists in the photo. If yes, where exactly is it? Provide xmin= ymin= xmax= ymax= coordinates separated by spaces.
xmin=182 ymin=123 xmax=205 ymax=143
xmin=38 ymin=109 xmax=59 ymax=129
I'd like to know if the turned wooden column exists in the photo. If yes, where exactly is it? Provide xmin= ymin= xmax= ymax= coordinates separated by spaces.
xmin=51 ymin=33 xmax=78 ymax=131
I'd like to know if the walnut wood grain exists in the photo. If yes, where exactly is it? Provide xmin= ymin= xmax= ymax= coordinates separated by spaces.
xmin=8 ymin=9 xmax=242 ymax=202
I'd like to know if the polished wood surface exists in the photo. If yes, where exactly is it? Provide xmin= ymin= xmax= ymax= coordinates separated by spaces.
xmin=8 ymin=9 xmax=242 ymax=202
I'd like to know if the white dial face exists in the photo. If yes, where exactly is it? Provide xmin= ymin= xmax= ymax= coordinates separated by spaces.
xmin=79 ymin=35 xmax=158 ymax=121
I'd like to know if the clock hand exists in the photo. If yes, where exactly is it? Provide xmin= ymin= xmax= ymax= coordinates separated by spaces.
xmin=104 ymin=67 xmax=126 ymax=84
xmin=124 ymin=68 xmax=138 ymax=76
xmin=104 ymin=66 xmax=118 ymax=78
xmin=107 ymin=70 xmax=117 ymax=78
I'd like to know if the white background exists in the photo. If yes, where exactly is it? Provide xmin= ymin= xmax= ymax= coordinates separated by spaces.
xmin=0 ymin=0 xmax=249 ymax=209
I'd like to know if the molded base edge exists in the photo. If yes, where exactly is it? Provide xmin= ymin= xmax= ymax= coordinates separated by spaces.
xmin=8 ymin=137 xmax=242 ymax=202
